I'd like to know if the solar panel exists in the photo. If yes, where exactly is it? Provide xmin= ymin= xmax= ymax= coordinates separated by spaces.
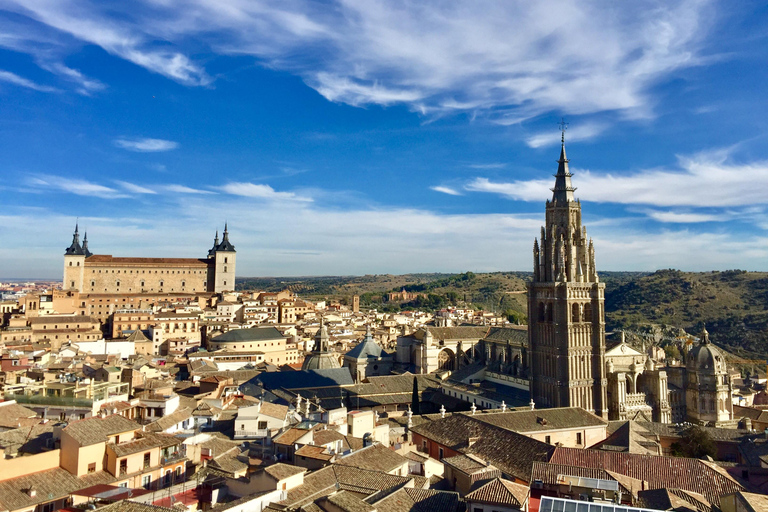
xmin=540 ymin=496 xmax=668 ymax=512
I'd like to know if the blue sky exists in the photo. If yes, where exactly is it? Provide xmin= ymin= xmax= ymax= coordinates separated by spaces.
xmin=1 ymin=0 xmax=768 ymax=278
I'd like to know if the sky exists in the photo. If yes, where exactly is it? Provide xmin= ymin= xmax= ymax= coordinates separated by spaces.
xmin=1 ymin=0 xmax=768 ymax=278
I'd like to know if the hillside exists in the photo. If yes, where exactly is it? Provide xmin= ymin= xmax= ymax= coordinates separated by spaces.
xmin=605 ymin=269 xmax=768 ymax=359
xmin=239 ymin=269 xmax=768 ymax=359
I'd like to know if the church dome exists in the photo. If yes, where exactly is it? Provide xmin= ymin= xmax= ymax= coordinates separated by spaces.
xmin=301 ymin=352 xmax=341 ymax=370
xmin=686 ymin=328 xmax=726 ymax=374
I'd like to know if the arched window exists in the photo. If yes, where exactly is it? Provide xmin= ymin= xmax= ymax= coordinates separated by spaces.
xmin=583 ymin=303 xmax=593 ymax=323
xmin=538 ymin=303 xmax=545 ymax=322
xmin=572 ymin=304 xmax=580 ymax=323
xmin=546 ymin=303 xmax=553 ymax=322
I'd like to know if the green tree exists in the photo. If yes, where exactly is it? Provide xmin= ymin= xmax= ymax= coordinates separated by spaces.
xmin=670 ymin=426 xmax=716 ymax=459
xmin=411 ymin=376 xmax=421 ymax=415
xmin=664 ymin=344 xmax=682 ymax=362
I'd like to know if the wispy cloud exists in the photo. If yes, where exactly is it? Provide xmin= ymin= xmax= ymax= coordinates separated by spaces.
xmin=116 ymin=181 xmax=157 ymax=195
xmin=41 ymin=63 xmax=105 ymax=95
xmin=525 ymin=122 xmax=608 ymax=148
xmin=163 ymin=184 xmax=214 ymax=194
xmin=28 ymin=175 xmax=125 ymax=199
xmin=465 ymin=149 xmax=768 ymax=208
xmin=2 ymin=0 xmax=714 ymax=119
xmin=114 ymin=138 xmax=179 ymax=152
xmin=0 ymin=69 xmax=57 ymax=92
xmin=217 ymin=182 xmax=312 ymax=202
xmin=642 ymin=210 xmax=723 ymax=223
xmin=431 ymin=185 xmax=462 ymax=196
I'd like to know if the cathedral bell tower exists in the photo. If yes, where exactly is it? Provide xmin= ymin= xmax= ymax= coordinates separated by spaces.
xmin=528 ymin=126 xmax=607 ymax=418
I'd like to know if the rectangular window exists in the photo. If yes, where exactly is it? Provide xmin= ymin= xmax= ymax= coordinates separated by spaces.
xmin=576 ymin=432 xmax=582 ymax=445
xmin=142 ymin=475 xmax=152 ymax=488
xmin=144 ymin=452 xmax=151 ymax=468
xmin=88 ymin=462 xmax=96 ymax=473
xmin=438 ymin=447 xmax=444 ymax=459
xmin=119 ymin=459 xmax=127 ymax=475
xmin=545 ymin=435 xmax=552 ymax=444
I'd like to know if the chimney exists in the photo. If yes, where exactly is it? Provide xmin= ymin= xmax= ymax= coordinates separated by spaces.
xmin=27 ymin=488 xmax=36 ymax=498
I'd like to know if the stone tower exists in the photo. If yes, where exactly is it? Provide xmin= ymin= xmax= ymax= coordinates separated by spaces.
xmin=63 ymin=223 xmax=89 ymax=291
xmin=213 ymin=223 xmax=236 ymax=293
xmin=528 ymin=136 xmax=608 ymax=418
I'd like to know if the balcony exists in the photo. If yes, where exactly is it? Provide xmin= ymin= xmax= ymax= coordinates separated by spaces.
xmin=161 ymin=451 xmax=187 ymax=466
xmin=234 ymin=429 xmax=269 ymax=439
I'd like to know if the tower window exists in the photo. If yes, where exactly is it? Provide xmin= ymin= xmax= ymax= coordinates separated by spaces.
xmin=224 ymin=257 xmax=228 ymax=263
xmin=224 ymin=266 xmax=227 ymax=272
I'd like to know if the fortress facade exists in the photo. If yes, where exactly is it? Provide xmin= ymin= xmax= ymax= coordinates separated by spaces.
xmin=63 ymin=225 xmax=236 ymax=294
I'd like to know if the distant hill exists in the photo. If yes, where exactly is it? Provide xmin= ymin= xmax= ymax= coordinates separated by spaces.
xmin=605 ymin=269 xmax=768 ymax=360
xmin=238 ymin=269 xmax=768 ymax=359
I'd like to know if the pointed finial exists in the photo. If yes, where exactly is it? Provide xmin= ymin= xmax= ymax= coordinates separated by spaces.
xmin=558 ymin=118 xmax=568 ymax=144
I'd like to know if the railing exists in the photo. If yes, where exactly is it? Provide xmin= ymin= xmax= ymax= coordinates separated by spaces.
xmin=624 ymin=393 xmax=651 ymax=408
xmin=9 ymin=393 xmax=93 ymax=408
xmin=161 ymin=452 xmax=187 ymax=466
xmin=234 ymin=429 xmax=269 ymax=439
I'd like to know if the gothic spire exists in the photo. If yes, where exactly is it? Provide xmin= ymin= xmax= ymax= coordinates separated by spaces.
xmin=82 ymin=232 xmax=93 ymax=257
xmin=551 ymin=120 xmax=576 ymax=204
xmin=65 ymin=222 xmax=85 ymax=255
xmin=216 ymin=223 xmax=236 ymax=252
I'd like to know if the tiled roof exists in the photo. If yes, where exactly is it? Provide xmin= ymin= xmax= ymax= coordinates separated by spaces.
xmin=295 ymin=444 xmax=334 ymax=461
xmin=0 ymin=402 xmax=39 ymax=429
xmin=373 ymin=487 xmax=462 ymax=512
xmin=638 ymin=488 xmax=713 ymax=512
xmin=212 ymin=326 xmax=286 ymax=342
xmin=737 ymin=491 xmax=768 ymax=512
xmin=320 ymin=490 xmax=376 ymax=512
xmin=333 ymin=443 xmax=408 ymax=473
xmin=549 ymin=447 xmax=744 ymax=505
xmin=85 ymin=255 xmax=209 ymax=265
xmin=420 ymin=326 xmax=489 ymax=341
xmin=264 ymin=463 xmax=307 ymax=480
xmin=145 ymin=407 xmax=193 ymax=432
xmin=531 ymin=461 xmax=644 ymax=498
xmin=483 ymin=326 xmax=528 ymax=344
xmin=63 ymin=414 xmax=140 ymax=446
xmin=410 ymin=413 xmax=554 ymax=482
xmin=280 ymin=465 xmax=415 ymax=508
xmin=0 ymin=422 xmax=55 ymax=455
xmin=274 ymin=427 xmax=314 ymax=446
xmin=474 ymin=407 xmax=607 ymax=433
xmin=0 ymin=467 xmax=113 ymax=511
xmin=442 ymin=454 xmax=496 ymax=474
xmin=110 ymin=432 xmax=182 ymax=457
xmin=95 ymin=501 xmax=176 ymax=512
xmin=465 ymin=477 xmax=529 ymax=507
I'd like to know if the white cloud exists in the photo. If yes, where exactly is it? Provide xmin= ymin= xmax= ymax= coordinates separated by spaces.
xmin=525 ymin=122 xmax=607 ymax=148
xmin=217 ymin=182 xmax=312 ymax=201
xmin=2 ymin=0 xmax=715 ymax=118
xmin=41 ymin=63 xmax=105 ymax=95
xmin=0 ymin=69 xmax=57 ymax=92
xmin=114 ymin=138 xmax=179 ymax=152
xmin=642 ymin=210 xmax=722 ymax=223
xmin=28 ymin=175 xmax=125 ymax=199
xmin=431 ymin=185 xmax=462 ymax=196
xmin=465 ymin=150 xmax=768 ymax=207
xmin=116 ymin=181 xmax=157 ymax=194
xmin=3 ymin=194 xmax=768 ymax=279
xmin=162 ymin=185 xmax=214 ymax=194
